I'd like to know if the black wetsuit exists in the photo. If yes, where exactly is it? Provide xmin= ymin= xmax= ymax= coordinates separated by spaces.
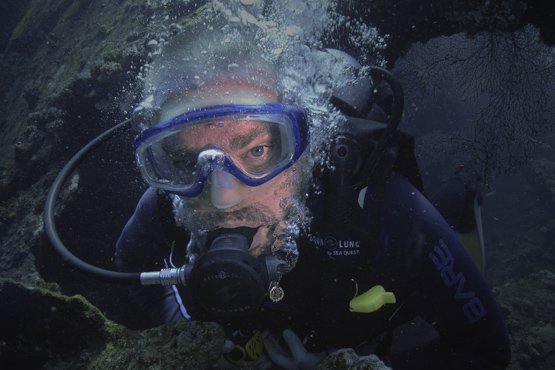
xmin=116 ymin=172 xmax=510 ymax=369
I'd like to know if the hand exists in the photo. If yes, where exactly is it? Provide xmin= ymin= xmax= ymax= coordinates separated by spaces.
xmin=263 ymin=329 xmax=324 ymax=370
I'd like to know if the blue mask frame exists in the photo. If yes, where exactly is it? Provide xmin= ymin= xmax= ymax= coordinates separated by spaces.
xmin=134 ymin=104 xmax=309 ymax=196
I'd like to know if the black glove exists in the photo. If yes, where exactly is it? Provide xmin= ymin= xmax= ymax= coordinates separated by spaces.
xmin=263 ymin=329 xmax=324 ymax=370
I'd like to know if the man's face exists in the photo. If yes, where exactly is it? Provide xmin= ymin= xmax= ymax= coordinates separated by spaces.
xmin=164 ymin=85 xmax=309 ymax=256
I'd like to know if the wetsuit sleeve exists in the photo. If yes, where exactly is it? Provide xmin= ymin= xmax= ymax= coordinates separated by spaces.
xmin=115 ymin=187 xmax=189 ymax=326
xmin=375 ymin=174 xmax=510 ymax=369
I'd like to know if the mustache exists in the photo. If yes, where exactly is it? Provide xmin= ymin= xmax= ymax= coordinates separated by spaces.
xmin=218 ymin=205 xmax=277 ymax=224
xmin=208 ymin=205 xmax=278 ymax=227
xmin=178 ymin=202 xmax=281 ymax=231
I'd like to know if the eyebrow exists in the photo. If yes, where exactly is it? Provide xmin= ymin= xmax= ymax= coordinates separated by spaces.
xmin=228 ymin=125 xmax=272 ymax=150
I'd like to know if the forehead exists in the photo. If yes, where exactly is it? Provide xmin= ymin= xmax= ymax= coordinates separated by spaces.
xmin=160 ymin=83 xmax=280 ymax=122
xmin=180 ymin=118 xmax=274 ymax=149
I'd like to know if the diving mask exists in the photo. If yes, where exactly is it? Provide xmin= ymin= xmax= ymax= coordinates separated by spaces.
xmin=134 ymin=104 xmax=308 ymax=196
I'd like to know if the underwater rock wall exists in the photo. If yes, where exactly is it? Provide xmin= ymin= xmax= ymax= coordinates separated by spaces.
xmin=0 ymin=0 xmax=554 ymax=369
xmin=0 ymin=279 xmax=225 ymax=369
xmin=0 ymin=0 xmax=154 ymax=315
xmin=496 ymin=270 xmax=555 ymax=370
xmin=0 ymin=1 xmax=232 ymax=368
xmin=0 ymin=0 xmax=148 ymax=201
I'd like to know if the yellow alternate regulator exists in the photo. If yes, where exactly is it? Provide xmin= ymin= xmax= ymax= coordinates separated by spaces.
xmin=349 ymin=285 xmax=396 ymax=313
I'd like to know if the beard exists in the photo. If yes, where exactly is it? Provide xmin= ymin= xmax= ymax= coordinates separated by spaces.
xmin=181 ymin=204 xmax=280 ymax=231
xmin=171 ymin=156 xmax=313 ymax=272
xmin=172 ymin=198 xmax=282 ymax=232
xmin=171 ymin=192 xmax=310 ymax=272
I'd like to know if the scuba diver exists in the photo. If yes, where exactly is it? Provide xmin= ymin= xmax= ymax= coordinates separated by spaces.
xmin=44 ymin=15 xmax=510 ymax=370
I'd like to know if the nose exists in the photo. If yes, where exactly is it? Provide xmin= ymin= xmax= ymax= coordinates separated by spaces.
xmin=209 ymin=168 xmax=241 ymax=209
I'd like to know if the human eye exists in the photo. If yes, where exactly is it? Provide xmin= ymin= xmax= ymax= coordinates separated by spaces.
xmin=248 ymin=142 xmax=275 ymax=160
xmin=231 ymin=125 xmax=282 ymax=174
xmin=241 ymin=142 xmax=277 ymax=173
xmin=249 ymin=145 xmax=270 ymax=158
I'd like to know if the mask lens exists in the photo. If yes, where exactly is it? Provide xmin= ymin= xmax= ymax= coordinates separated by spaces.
xmin=135 ymin=105 xmax=306 ymax=193
xmin=222 ymin=114 xmax=293 ymax=178
xmin=137 ymin=129 xmax=201 ymax=189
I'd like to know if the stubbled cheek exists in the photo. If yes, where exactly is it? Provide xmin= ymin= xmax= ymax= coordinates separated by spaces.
xmin=256 ymin=190 xmax=291 ymax=219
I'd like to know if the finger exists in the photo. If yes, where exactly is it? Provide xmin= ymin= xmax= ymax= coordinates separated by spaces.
xmin=263 ymin=333 xmax=298 ymax=369
xmin=283 ymin=330 xmax=323 ymax=369
xmin=263 ymin=334 xmax=286 ymax=359
xmin=282 ymin=329 xmax=308 ymax=360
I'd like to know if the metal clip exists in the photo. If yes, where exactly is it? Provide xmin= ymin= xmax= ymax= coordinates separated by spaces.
xmin=268 ymin=281 xmax=285 ymax=302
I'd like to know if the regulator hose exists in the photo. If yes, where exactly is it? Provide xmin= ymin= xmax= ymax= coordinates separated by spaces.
xmin=43 ymin=117 xmax=142 ymax=284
